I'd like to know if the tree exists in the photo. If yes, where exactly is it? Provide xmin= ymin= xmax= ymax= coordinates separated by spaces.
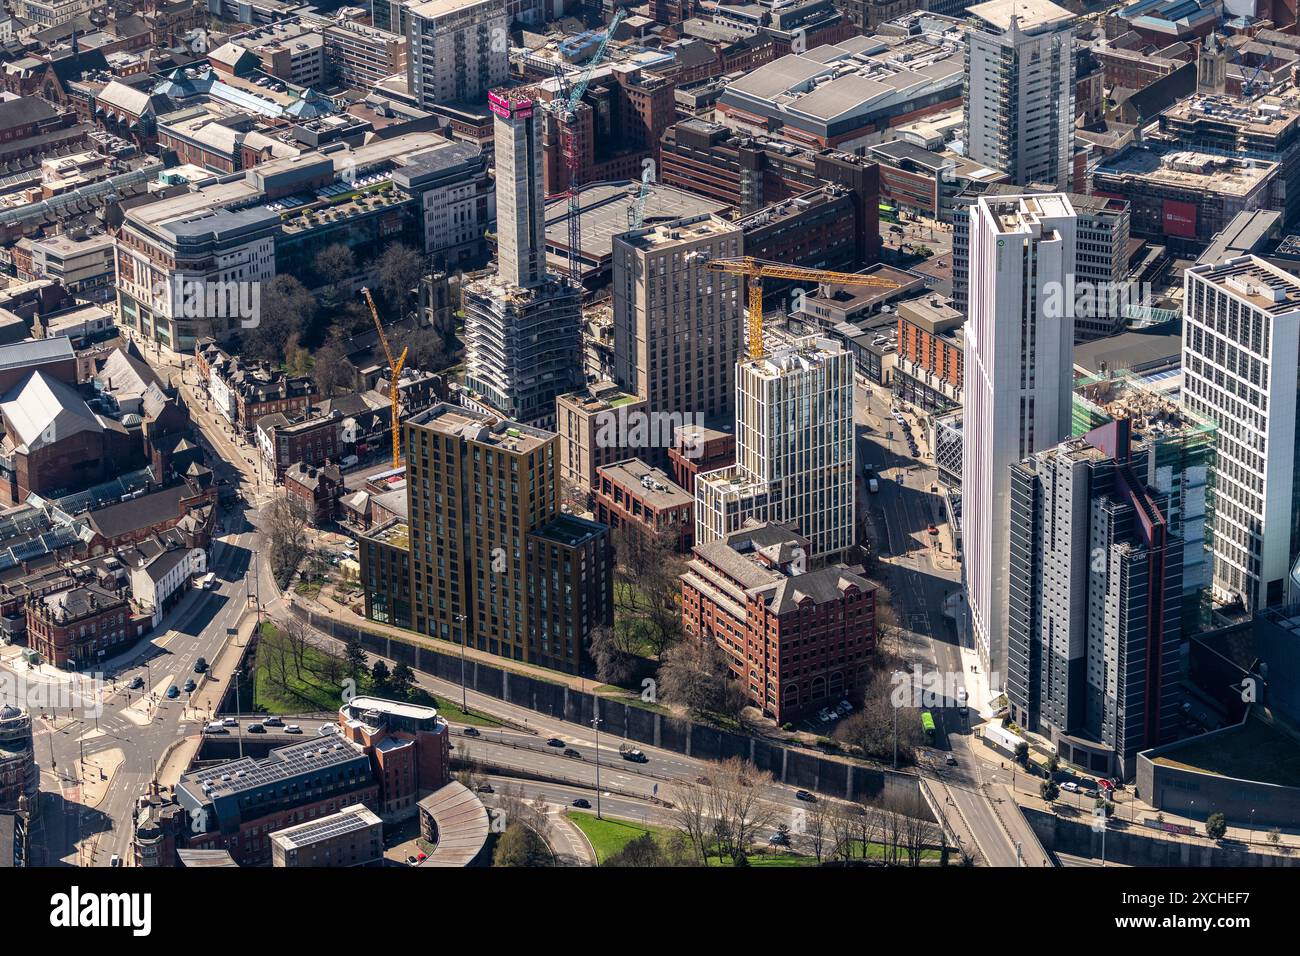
xmin=657 ymin=637 xmax=729 ymax=718
xmin=377 ymin=242 xmax=423 ymax=317
xmin=589 ymin=625 xmax=637 ymax=686
xmin=669 ymin=779 xmax=713 ymax=866
xmin=804 ymin=798 xmax=831 ymax=862
xmin=1040 ymin=780 xmax=1059 ymax=805
xmin=264 ymin=494 xmax=310 ymax=585
xmin=390 ymin=661 xmax=415 ymax=699
xmin=1014 ymin=742 xmax=1030 ymax=768
xmin=492 ymin=821 xmax=551 ymax=867
xmin=371 ymin=659 xmax=391 ymax=693
xmin=1095 ymin=798 xmax=1115 ymax=819
xmin=709 ymin=757 xmax=775 ymax=865
xmin=343 ymin=632 xmax=368 ymax=681
xmin=310 ymin=336 xmax=355 ymax=398
xmin=314 ymin=243 xmax=356 ymax=295
xmin=283 ymin=615 xmax=311 ymax=680
xmin=1269 ymin=827 xmax=1282 ymax=847
xmin=404 ymin=323 xmax=449 ymax=373
xmin=1047 ymin=753 xmax=1060 ymax=774
xmin=245 ymin=274 xmax=317 ymax=363
xmin=1205 ymin=812 xmax=1228 ymax=841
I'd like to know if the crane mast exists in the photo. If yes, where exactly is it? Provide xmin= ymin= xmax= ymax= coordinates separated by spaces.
xmin=361 ymin=287 xmax=408 ymax=469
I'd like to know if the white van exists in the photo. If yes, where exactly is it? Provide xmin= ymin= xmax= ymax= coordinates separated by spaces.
xmin=206 ymin=722 xmax=226 ymax=734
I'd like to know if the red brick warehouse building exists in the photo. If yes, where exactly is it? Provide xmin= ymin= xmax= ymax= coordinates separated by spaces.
xmin=681 ymin=522 xmax=876 ymax=722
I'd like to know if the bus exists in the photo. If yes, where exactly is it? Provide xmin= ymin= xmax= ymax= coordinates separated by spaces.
xmin=921 ymin=710 xmax=936 ymax=741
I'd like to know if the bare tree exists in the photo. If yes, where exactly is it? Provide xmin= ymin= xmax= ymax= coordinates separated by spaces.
xmin=804 ymin=798 xmax=831 ymax=862
xmin=283 ymin=614 xmax=311 ymax=681
xmin=589 ymin=625 xmax=636 ymax=686
xmin=377 ymin=242 xmax=423 ymax=318
xmin=669 ymin=779 xmax=713 ymax=866
xmin=828 ymin=803 xmax=859 ymax=863
xmin=310 ymin=336 xmax=355 ymax=398
xmin=711 ymin=757 xmax=775 ymax=865
xmin=658 ymin=636 xmax=730 ymax=718
xmin=265 ymin=494 xmax=310 ymax=584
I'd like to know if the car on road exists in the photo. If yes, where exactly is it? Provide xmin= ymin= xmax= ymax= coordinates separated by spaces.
xmin=1062 ymin=781 xmax=1079 ymax=793
xmin=284 ymin=724 xmax=302 ymax=734
xmin=546 ymin=737 xmax=565 ymax=748
xmin=222 ymin=717 xmax=238 ymax=727
xmin=945 ymin=754 xmax=958 ymax=767
xmin=563 ymin=748 xmax=581 ymax=759
xmin=867 ymin=477 xmax=879 ymax=493
xmin=795 ymin=789 xmax=816 ymax=802
xmin=477 ymin=783 xmax=494 ymax=794
xmin=572 ymin=798 xmax=591 ymax=809
xmin=621 ymin=748 xmax=648 ymax=763
xmin=1083 ymin=788 xmax=1099 ymax=799
xmin=406 ymin=855 xmax=419 ymax=866
xmin=128 ymin=676 xmax=144 ymax=690
xmin=248 ymin=723 xmax=265 ymax=733
xmin=165 ymin=685 xmax=179 ymax=699
xmin=205 ymin=722 xmax=226 ymax=734
xmin=264 ymin=716 xmax=284 ymax=727
xmin=193 ymin=658 xmax=207 ymax=673
xmin=462 ymin=727 xmax=481 ymax=737
xmin=182 ymin=678 xmax=196 ymax=692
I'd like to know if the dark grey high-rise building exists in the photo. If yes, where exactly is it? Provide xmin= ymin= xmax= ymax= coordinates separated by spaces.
xmin=1007 ymin=419 xmax=1183 ymax=780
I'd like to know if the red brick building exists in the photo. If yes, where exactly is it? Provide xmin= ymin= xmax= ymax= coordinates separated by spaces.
xmin=336 ymin=696 xmax=452 ymax=818
xmin=681 ymin=522 xmax=875 ymax=722
xmin=257 ymin=410 xmax=342 ymax=481
xmin=668 ymin=423 xmax=735 ymax=495
xmin=25 ymin=583 xmax=147 ymax=669
xmin=595 ymin=458 xmax=694 ymax=553
xmin=284 ymin=462 xmax=343 ymax=526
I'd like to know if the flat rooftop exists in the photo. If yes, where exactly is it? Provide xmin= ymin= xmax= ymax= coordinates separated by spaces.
xmin=544 ymin=181 xmax=728 ymax=264
xmin=967 ymin=0 xmax=1075 ymax=32
xmin=270 ymin=804 xmax=381 ymax=850
xmin=408 ymin=403 xmax=554 ymax=454
xmin=598 ymin=458 xmax=693 ymax=509
xmin=619 ymin=214 xmax=737 ymax=251
xmin=983 ymin=193 xmax=1075 ymax=233
xmin=1188 ymin=255 xmax=1300 ymax=316
xmin=1097 ymin=148 xmax=1276 ymax=196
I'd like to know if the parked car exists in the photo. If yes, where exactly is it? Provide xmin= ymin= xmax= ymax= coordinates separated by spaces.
xmin=110 ymin=855 xmax=121 ymax=867
xmin=128 ymin=676 xmax=144 ymax=690
xmin=945 ymin=754 xmax=958 ymax=767
xmin=182 ymin=678 xmax=196 ymax=693
xmin=572 ymin=798 xmax=591 ymax=809
xmin=477 ymin=783 xmax=494 ymax=794
xmin=194 ymin=657 xmax=207 ymax=673
xmin=795 ymin=789 xmax=816 ymax=802
xmin=463 ymin=727 xmax=481 ymax=737
xmin=838 ymin=700 xmax=853 ymax=715
xmin=317 ymin=724 xmax=336 ymax=736
xmin=285 ymin=724 xmax=302 ymax=734
xmin=165 ymin=685 xmax=179 ymax=699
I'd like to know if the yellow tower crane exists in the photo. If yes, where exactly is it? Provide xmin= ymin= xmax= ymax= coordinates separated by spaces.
xmin=703 ymin=257 xmax=902 ymax=359
xmin=361 ymin=286 xmax=408 ymax=469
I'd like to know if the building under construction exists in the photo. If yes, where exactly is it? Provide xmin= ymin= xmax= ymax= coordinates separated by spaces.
xmin=1074 ymin=372 xmax=1217 ymax=622
xmin=461 ymin=88 xmax=580 ymax=429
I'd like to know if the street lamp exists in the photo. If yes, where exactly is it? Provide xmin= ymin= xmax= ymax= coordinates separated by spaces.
xmin=592 ymin=711 xmax=603 ymax=820
xmin=454 ymin=614 xmax=469 ymax=715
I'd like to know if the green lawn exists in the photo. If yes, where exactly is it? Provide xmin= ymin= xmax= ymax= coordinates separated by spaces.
xmin=705 ymin=851 xmax=820 ymax=867
xmin=566 ymin=812 xmax=672 ymax=864
xmin=251 ymin=623 xmax=501 ymax=725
